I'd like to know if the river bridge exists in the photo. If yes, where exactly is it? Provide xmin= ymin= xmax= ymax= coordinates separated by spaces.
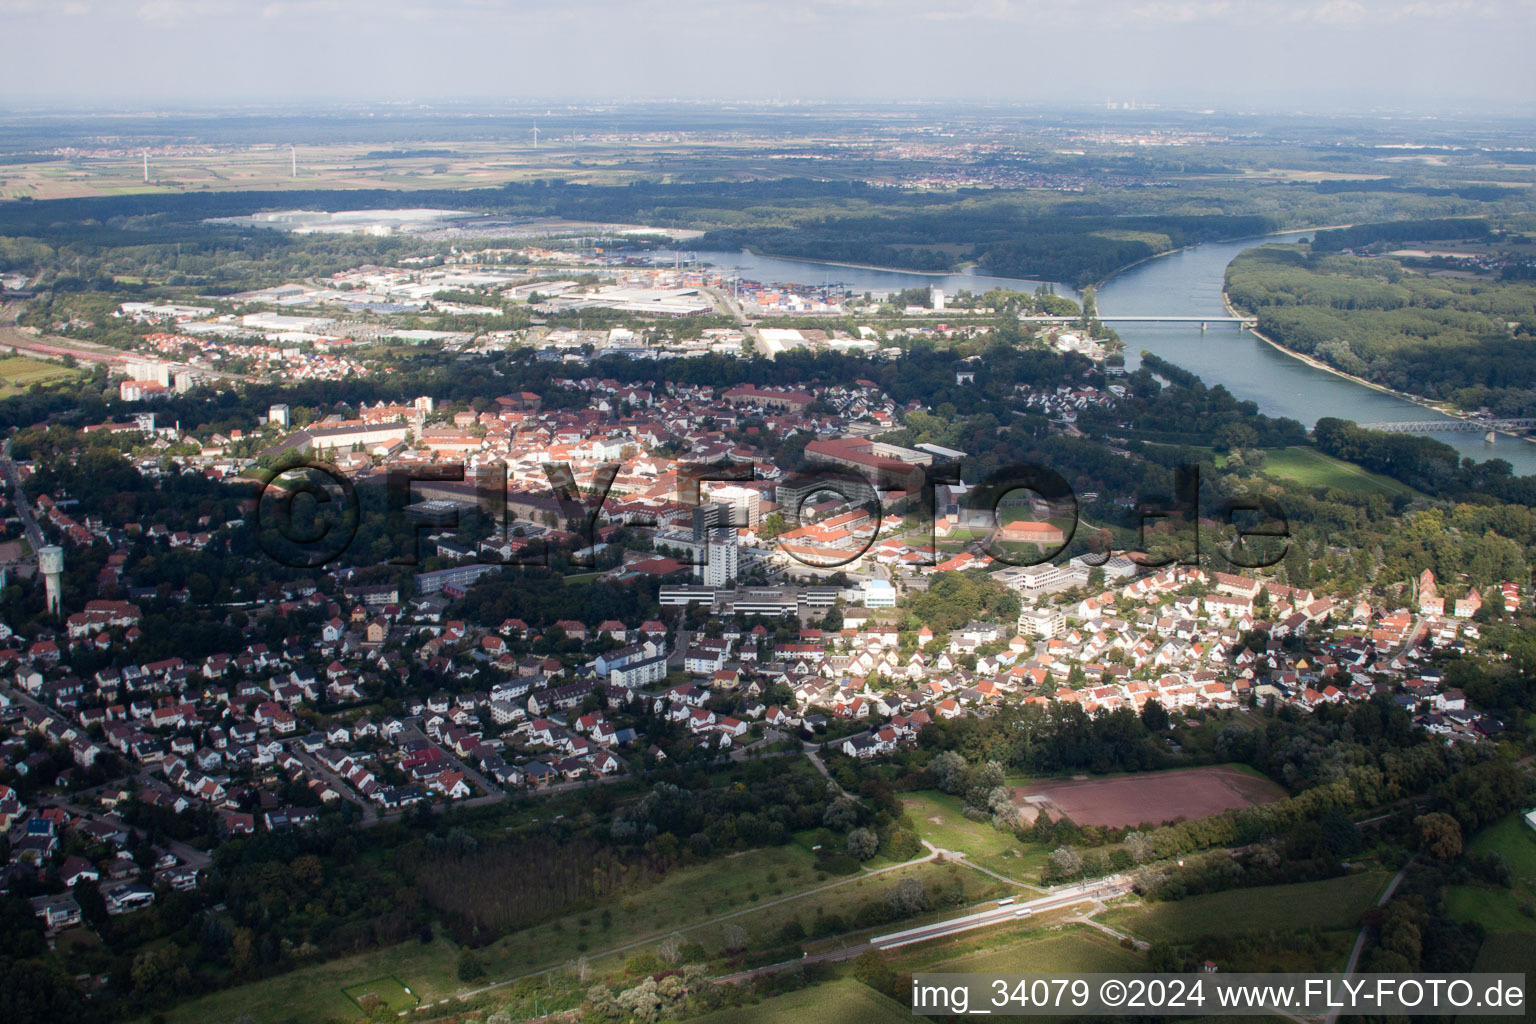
xmin=1359 ymin=418 xmax=1536 ymax=434
xmin=1018 ymin=315 xmax=1256 ymax=326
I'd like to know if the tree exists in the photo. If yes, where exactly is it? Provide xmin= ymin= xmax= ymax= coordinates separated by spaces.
xmin=846 ymin=827 xmax=878 ymax=861
xmin=822 ymin=796 xmax=861 ymax=831
xmin=1415 ymin=812 xmax=1463 ymax=861
xmin=1048 ymin=845 xmax=1083 ymax=879
xmin=616 ymin=977 xmax=661 ymax=1024
xmin=963 ymin=760 xmax=1006 ymax=813
xmin=658 ymin=933 xmax=683 ymax=964
xmin=929 ymin=751 xmax=967 ymax=794
xmin=885 ymin=875 xmax=929 ymax=916
xmin=1140 ymin=699 xmax=1169 ymax=732
xmin=851 ymin=949 xmax=897 ymax=995
xmin=758 ymin=512 xmax=788 ymax=539
xmin=1215 ymin=421 xmax=1259 ymax=452
xmin=1125 ymin=831 xmax=1153 ymax=864
xmin=458 ymin=948 xmax=487 ymax=981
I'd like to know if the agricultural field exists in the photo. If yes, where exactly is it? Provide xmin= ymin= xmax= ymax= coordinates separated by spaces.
xmin=1459 ymin=931 xmax=1536 ymax=1024
xmin=159 ymin=846 xmax=826 ymax=1024
xmin=1448 ymin=813 xmax=1536 ymax=936
xmin=0 ymin=137 xmax=843 ymax=201
xmin=1100 ymin=871 xmax=1389 ymax=946
xmin=0 ymin=354 xmax=85 ymax=395
xmin=1013 ymin=765 xmax=1287 ymax=829
xmin=916 ymin=924 xmax=1144 ymax=975
xmin=880 ymin=926 xmax=1144 ymax=1024
xmin=693 ymin=978 xmax=913 ymax=1024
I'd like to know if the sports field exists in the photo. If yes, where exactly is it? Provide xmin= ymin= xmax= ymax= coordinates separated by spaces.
xmin=342 ymin=975 xmax=419 ymax=1014
xmin=1013 ymin=765 xmax=1286 ymax=829
xmin=159 ymin=934 xmax=460 ymax=1024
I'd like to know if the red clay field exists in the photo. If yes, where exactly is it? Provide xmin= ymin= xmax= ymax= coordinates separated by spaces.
xmin=1013 ymin=766 xmax=1286 ymax=828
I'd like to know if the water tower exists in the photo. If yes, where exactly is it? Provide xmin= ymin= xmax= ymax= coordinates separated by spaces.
xmin=38 ymin=545 xmax=63 ymax=615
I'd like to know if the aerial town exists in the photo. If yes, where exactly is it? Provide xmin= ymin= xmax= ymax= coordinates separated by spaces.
xmin=0 ymin=23 xmax=1534 ymax=1018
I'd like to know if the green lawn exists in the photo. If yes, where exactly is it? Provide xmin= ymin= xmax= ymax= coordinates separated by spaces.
xmin=1474 ymin=930 xmax=1536 ymax=974
xmin=160 ymin=935 xmax=460 ymax=1024
xmin=902 ymin=790 xmax=1046 ymax=882
xmin=485 ymin=856 xmax=1003 ymax=983
xmin=1447 ymin=886 xmax=1535 ymax=934
xmin=694 ymin=978 xmax=912 ymax=1024
xmin=1259 ymin=447 xmax=1417 ymax=497
xmin=1101 ymin=872 xmax=1389 ymax=944
xmin=0 ymin=356 xmax=84 ymax=395
xmin=1197 ymin=442 xmax=1416 ymax=498
xmin=922 ymin=925 xmax=1144 ymax=975
xmin=881 ymin=926 xmax=1144 ymax=1024
xmin=1448 ymin=812 xmax=1536 ymax=935
xmin=1459 ymin=933 xmax=1536 ymax=1024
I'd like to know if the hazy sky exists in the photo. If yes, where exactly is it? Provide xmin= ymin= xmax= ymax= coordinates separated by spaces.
xmin=3 ymin=0 xmax=1532 ymax=112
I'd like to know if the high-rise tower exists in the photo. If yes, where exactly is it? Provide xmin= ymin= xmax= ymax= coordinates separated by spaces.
xmin=38 ymin=545 xmax=63 ymax=615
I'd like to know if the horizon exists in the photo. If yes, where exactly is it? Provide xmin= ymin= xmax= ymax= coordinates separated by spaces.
xmin=2 ymin=0 xmax=1533 ymax=115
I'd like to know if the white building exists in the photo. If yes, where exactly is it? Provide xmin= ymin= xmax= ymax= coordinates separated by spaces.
xmin=860 ymin=578 xmax=896 ymax=608
xmin=709 ymin=484 xmax=763 ymax=528
xmin=268 ymin=404 xmax=291 ymax=428
xmin=125 ymin=358 xmax=172 ymax=387
xmin=993 ymin=561 xmax=1086 ymax=596
xmin=1018 ymin=606 xmax=1064 ymax=639
xmin=701 ymin=537 xmax=740 ymax=588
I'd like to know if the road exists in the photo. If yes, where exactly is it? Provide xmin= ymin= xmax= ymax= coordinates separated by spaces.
xmin=34 ymin=791 xmax=213 ymax=871
xmin=804 ymin=749 xmax=846 ymax=796
xmin=288 ymin=748 xmax=377 ymax=824
xmin=396 ymin=720 xmax=504 ymax=800
xmin=701 ymin=286 xmax=764 ymax=355
xmin=0 ymin=436 xmax=45 ymax=551
xmin=1329 ymin=856 xmax=1414 ymax=1024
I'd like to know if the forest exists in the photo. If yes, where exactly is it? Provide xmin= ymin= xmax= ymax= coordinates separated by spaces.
xmin=1 ymin=174 xmax=1530 ymax=295
xmin=1225 ymin=242 xmax=1536 ymax=415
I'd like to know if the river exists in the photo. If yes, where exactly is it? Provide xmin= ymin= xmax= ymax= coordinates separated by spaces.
xmin=681 ymin=248 xmax=1078 ymax=303
xmin=686 ymin=238 xmax=1536 ymax=475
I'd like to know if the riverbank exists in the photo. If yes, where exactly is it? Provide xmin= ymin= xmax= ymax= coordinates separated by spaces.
xmin=1221 ymin=290 xmax=1536 ymax=443
xmin=734 ymin=248 xmax=981 ymax=281
xmin=1090 ymin=224 xmax=1355 ymax=290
